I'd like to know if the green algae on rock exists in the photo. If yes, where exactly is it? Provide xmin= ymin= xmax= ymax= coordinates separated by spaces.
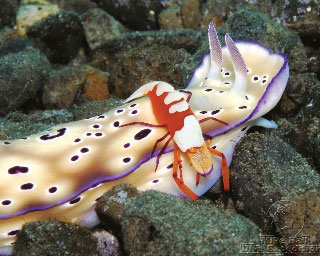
xmin=230 ymin=132 xmax=320 ymax=233
xmin=13 ymin=220 xmax=99 ymax=256
xmin=122 ymin=190 xmax=266 ymax=256
xmin=0 ymin=47 xmax=51 ymax=115
xmin=27 ymin=11 xmax=85 ymax=63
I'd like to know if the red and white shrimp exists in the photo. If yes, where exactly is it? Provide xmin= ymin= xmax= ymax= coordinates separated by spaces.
xmin=121 ymin=81 xmax=230 ymax=199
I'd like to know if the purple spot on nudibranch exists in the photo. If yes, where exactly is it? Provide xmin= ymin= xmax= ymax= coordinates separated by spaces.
xmin=134 ymin=129 xmax=152 ymax=140
xmin=211 ymin=110 xmax=220 ymax=115
xmin=116 ymin=109 xmax=124 ymax=113
xmin=152 ymin=179 xmax=159 ymax=183
xmin=205 ymin=88 xmax=213 ymax=92
xmin=40 ymin=128 xmax=66 ymax=140
xmin=49 ymin=187 xmax=57 ymax=193
xmin=123 ymin=143 xmax=130 ymax=148
xmin=21 ymin=183 xmax=33 ymax=190
xmin=8 ymin=230 xmax=19 ymax=236
xmin=86 ymin=132 xmax=92 ymax=136
xmin=167 ymin=163 xmax=173 ymax=169
xmin=239 ymin=106 xmax=247 ymax=109
xmin=245 ymin=96 xmax=249 ymax=100
xmin=2 ymin=200 xmax=11 ymax=205
xmin=224 ymin=72 xmax=230 ymax=76
xmin=123 ymin=157 xmax=131 ymax=163
xmin=74 ymin=138 xmax=81 ymax=143
xmin=224 ymin=82 xmax=231 ymax=84
xmin=80 ymin=147 xmax=89 ymax=153
xmin=131 ymin=110 xmax=138 ymax=115
xmin=113 ymin=121 xmax=120 ymax=127
xmin=97 ymin=115 xmax=105 ymax=119
xmin=212 ymin=146 xmax=217 ymax=149
xmin=21 ymin=137 xmax=28 ymax=140
xmin=219 ymin=91 xmax=224 ymax=93
xmin=69 ymin=197 xmax=81 ymax=204
xmin=71 ymin=155 xmax=79 ymax=161
xmin=129 ymin=104 xmax=136 ymax=108
xmin=241 ymin=126 xmax=247 ymax=131
xmin=253 ymin=76 xmax=259 ymax=81
xmin=200 ymin=111 xmax=207 ymax=114
xmin=4 ymin=141 xmax=10 ymax=145
xmin=262 ymin=79 xmax=267 ymax=83
xmin=8 ymin=166 xmax=29 ymax=174
xmin=92 ymin=124 xmax=100 ymax=129
xmin=95 ymin=132 xmax=103 ymax=137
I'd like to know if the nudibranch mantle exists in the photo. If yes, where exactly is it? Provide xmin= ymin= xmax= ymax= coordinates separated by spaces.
xmin=0 ymin=22 xmax=289 ymax=255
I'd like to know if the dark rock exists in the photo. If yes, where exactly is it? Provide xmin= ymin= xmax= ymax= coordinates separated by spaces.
xmin=92 ymin=0 xmax=164 ymax=30
xmin=0 ymin=46 xmax=51 ymax=115
xmin=306 ymin=46 xmax=320 ymax=75
xmin=13 ymin=220 xmax=99 ymax=256
xmin=286 ymin=72 xmax=319 ymax=106
xmin=92 ymin=230 xmax=121 ymax=256
xmin=96 ymin=184 xmax=139 ymax=237
xmin=230 ymin=132 xmax=320 ymax=233
xmin=213 ymin=0 xmax=320 ymax=46
xmin=88 ymin=29 xmax=204 ymax=78
xmin=110 ymin=44 xmax=191 ymax=98
xmin=27 ymin=11 xmax=85 ymax=63
xmin=0 ymin=109 xmax=73 ymax=140
xmin=81 ymin=8 xmax=129 ymax=50
xmin=121 ymin=190 xmax=266 ymax=256
xmin=50 ymin=0 xmax=98 ymax=14
xmin=281 ymin=1 xmax=320 ymax=45
xmin=0 ymin=37 xmax=37 ymax=55
xmin=201 ymin=0 xmax=232 ymax=28
xmin=219 ymin=8 xmax=308 ymax=73
xmin=71 ymin=97 xmax=123 ymax=121
xmin=315 ymin=135 xmax=320 ymax=167
xmin=158 ymin=7 xmax=183 ymax=30
xmin=0 ymin=26 xmax=15 ymax=46
xmin=290 ymin=83 xmax=320 ymax=167
xmin=0 ymin=37 xmax=53 ymax=60
xmin=268 ymin=190 xmax=320 ymax=254
xmin=0 ymin=0 xmax=16 ymax=28
xmin=181 ymin=0 xmax=201 ymax=29
xmin=42 ymin=66 xmax=86 ymax=109
xmin=273 ymin=83 xmax=320 ymax=169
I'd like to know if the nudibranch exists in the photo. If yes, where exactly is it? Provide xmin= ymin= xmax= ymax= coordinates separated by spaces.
xmin=0 ymin=22 xmax=288 ymax=255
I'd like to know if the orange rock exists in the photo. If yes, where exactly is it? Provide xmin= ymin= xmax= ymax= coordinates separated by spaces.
xmin=82 ymin=67 xmax=110 ymax=102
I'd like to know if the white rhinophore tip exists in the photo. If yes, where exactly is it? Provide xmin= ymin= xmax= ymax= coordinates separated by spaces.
xmin=225 ymin=33 xmax=248 ymax=95
xmin=208 ymin=21 xmax=222 ymax=80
